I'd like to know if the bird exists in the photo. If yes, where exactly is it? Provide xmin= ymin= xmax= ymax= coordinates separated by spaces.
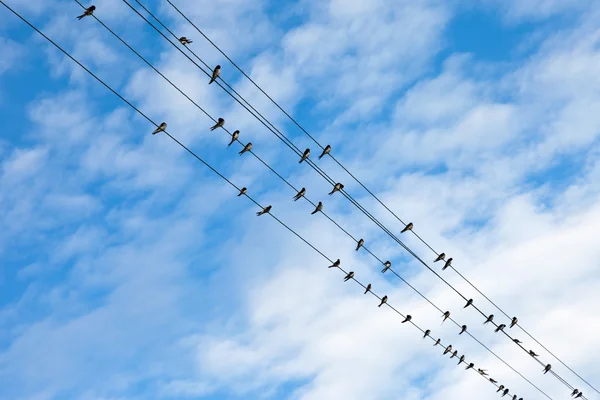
xmin=512 ymin=396 xmax=517 ymax=400
xmin=355 ymin=239 xmax=364 ymax=251
xmin=459 ymin=325 xmax=467 ymax=335
xmin=513 ymin=338 xmax=522 ymax=344
xmin=434 ymin=338 xmax=441 ymax=347
xmin=256 ymin=205 xmax=271 ymax=216
xmin=458 ymin=355 xmax=465 ymax=365
xmin=76 ymin=5 xmax=95 ymax=20
xmin=381 ymin=261 xmax=391 ymax=273
xmin=378 ymin=296 xmax=388 ymax=307
xmin=442 ymin=258 xmax=453 ymax=270
xmin=464 ymin=299 xmax=473 ymax=308
xmin=237 ymin=187 xmax=247 ymax=197
xmin=299 ymin=148 xmax=310 ymax=163
xmin=178 ymin=36 xmax=193 ymax=45
xmin=484 ymin=314 xmax=494 ymax=324
xmin=465 ymin=363 xmax=474 ymax=370
xmin=318 ymin=145 xmax=331 ymax=159
xmin=529 ymin=350 xmax=539 ymax=357
xmin=401 ymin=222 xmax=413 ymax=233
xmin=575 ymin=393 xmax=583 ymax=399
xmin=450 ymin=350 xmax=458 ymax=359
xmin=443 ymin=345 xmax=452 ymax=355
xmin=292 ymin=188 xmax=306 ymax=201
xmin=210 ymin=118 xmax=225 ymax=131
xmin=502 ymin=389 xmax=509 ymax=397
xmin=478 ymin=369 xmax=488 ymax=376
xmin=151 ymin=122 xmax=167 ymax=135
xmin=328 ymin=259 xmax=341 ymax=268
xmin=239 ymin=142 xmax=252 ymax=155
xmin=571 ymin=389 xmax=579 ymax=397
xmin=402 ymin=315 xmax=412 ymax=324
xmin=343 ymin=271 xmax=354 ymax=282
xmin=209 ymin=65 xmax=220 ymax=84
xmin=364 ymin=284 xmax=372 ymax=294
xmin=442 ymin=311 xmax=451 ymax=323
xmin=434 ymin=253 xmax=446 ymax=262
xmin=497 ymin=385 xmax=505 ymax=393
xmin=228 ymin=130 xmax=239 ymax=147
xmin=311 ymin=202 xmax=323 ymax=215
xmin=489 ymin=378 xmax=497 ymax=384
xmin=510 ymin=317 xmax=518 ymax=328
xmin=495 ymin=324 xmax=506 ymax=333
xmin=329 ymin=183 xmax=344 ymax=195
xmin=543 ymin=364 xmax=551 ymax=374
xmin=422 ymin=329 xmax=431 ymax=339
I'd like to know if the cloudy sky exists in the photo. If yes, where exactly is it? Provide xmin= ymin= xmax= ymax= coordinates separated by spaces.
xmin=1 ymin=0 xmax=600 ymax=399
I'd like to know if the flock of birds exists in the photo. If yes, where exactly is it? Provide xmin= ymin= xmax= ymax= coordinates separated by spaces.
xmin=72 ymin=4 xmax=589 ymax=399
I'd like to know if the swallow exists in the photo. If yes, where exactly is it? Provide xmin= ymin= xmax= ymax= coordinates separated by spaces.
xmin=495 ymin=324 xmax=506 ymax=333
xmin=292 ymin=188 xmax=306 ymax=201
xmin=311 ymin=202 xmax=323 ymax=215
xmin=343 ymin=271 xmax=354 ymax=282
xmin=484 ymin=314 xmax=494 ymax=324
xmin=442 ymin=258 xmax=453 ymax=270
xmin=329 ymin=183 xmax=344 ymax=195
xmin=318 ymin=145 xmax=331 ymax=159
xmin=543 ymin=364 xmax=551 ymax=374
xmin=513 ymin=338 xmax=522 ymax=344
xmin=378 ymin=296 xmax=388 ymax=307
xmin=465 ymin=363 xmax=474 ymax=370
xmin=458 ymin=355 xmax=465 ymax=365
xmin=497 ymin=385 xmax=505 ymax=393
xmin=529 ymin=350 xmax=539 ymax=357
xmin=178 ymin=36 xmax=193 ymax=45
xmin=423 ymin=329 xmax=431 ymax=339
xmin=503 ymin=389 xmax=509 ymax=397
xmin=356 ymin=238 xmax=364 ymax=251
xmin=512 ymin=396 xmax=517 ymax=400
xmin=209 ymin=65 xmax=220 ymax=84
xmin=76 ymin=5 xmax=95 ymax=20
xmin=381 ymin=261 xmax=391 ymax=273
xmin=464 ymin=299 xmax=473 ymax=308
xmin=151 ymin=122 xmax=167 ymax=135
xmin=299 ymin=148 xmax=310 ymax=163
xmin=434 ymin=253 xmax=446 ymax=263
xmin=239 ymin=142 xmax=252 ymax=155
xmin=489 ymin=378 xmax=497 ymax=384
xmin=459 ymin=325 xmax=467 ymax=335
xmin=401 ymin=222 xmax=413 ymax=233
xmin=434 ymin=338 xmax=441 ymax=346
xmin=478 ymin=369 xmax=488 ymax=376
xmin=228 ymin=130 xmax=239 ymax=146
xmin=237 ymin=187 xmax=247 ymax=197
xmin=328 ymin=259 xmax=340 ymax=268
xmin=402 ymin=315 xmax=412 ymax=324
xmin=510 ymin=317 xmax=518 ymax=328
xmin=442 ymin=311 xmax=451 ymax=323
xmin=443 ymin=345 xmax=452 ymax=355
xmin=210 ymin=118 xmax=225 ymax=131
xmin=575 ymin=393 xmax=583 ymax=398
xmin=571 ymin=389 xmax=579 ymax=397
xmin=364 ymin=284 xmax=372 ymax=294
xmin=450 ymin=350 xmax=458 ymax=359
xmin=256 ymin=205 xmax=271 ymax=216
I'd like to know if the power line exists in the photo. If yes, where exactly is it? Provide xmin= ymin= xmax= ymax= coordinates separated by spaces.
xmin=74 ymin=3 xmax=558 ymax=397
xmin=123 ymin=1 xmax=592 ymax=397
xmin=163 ymin=1 xmax=600 ymax=396
xmin=1 ymin=3 xmax=513 ymax=397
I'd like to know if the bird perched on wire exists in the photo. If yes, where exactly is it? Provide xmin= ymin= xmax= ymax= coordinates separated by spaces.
xmin=478 ymin=369 xmax=488 ymax=376
xmin=543 ymin=364 xmax=552 ymax=374
xmin=495 ymin=324 xmax=506 ymax=333
xmin=378 ymin=296 xmax=388 ymax=307
xmin=77 ymin=5 xmax=96 ymax=20
xmin=237 ymin=187 xmax=247 ymax=197
xmin=459 ymin=325 xmax=467 ymax=335
xmin=458 ymin=355 xmax=465 ymax=365
xmin=443 ymin=345 xmax=452 ymax=355
xmin=356 ymin=238 xmax=364 ymax=251
xmin=299 ymin=148 xmax=310 ymax=163
xmin=497 ymin=385 xmax=505 ymax=393
xmin=512 ymin=395 xmax=517 ymax=400
xmin=574 ymin=392 xmax=583 ymax=398
xmin=402 ymin=315 xmax=412 ymax=324
xmin=329 ymin=183 xmax=344 ymax=195
xmin=209 ymin=65 xmax=220 ymax=84
xmin=442 ymin=258 xmax=453 ymax=270
xmin=513 ymin=338 xmax=522 ymax=344
xmin=328 ymin=259 xmax=340 ymax=268
xmin=311 ymin=202 xmax=323 ymax=215
xmin=318 ymin=145 xmax=331 ymax=159
xmin=434 ymin=253 xmax=445 ymax=262
xmin=151 ymin=122 xmax=167 ymax=135
xmin=465 ymin=363 xmax=474 ymax=370
xmin=572 ymin=389 xmax=580 ymax=397
xmin=529 ymin=350 xmax=539 ymax=357
xmin=484 ymin=314 xmax=494 ymax=324
xmin=381 ymin=261 xmax=391 ymax=273
xmin=489 ymin=378 xmax=497 ymax=384
xmin=292 ymin=188 xmax=306 ymax=201
xmin=210 ymin=118 xmax=225 ymax=131
xmin=364 ymin=284 xmax=372 ymax=294
xmin=502 ymin=388 xmax=509 ymax=397
xmin=510 ymin=317 xmax=518 ymax=328
xmin=464 ymin=299 xmax=473 ymax=308
xmin=450 ymin=350 xmax=458 ymax=359
xmin=239 ymin=142 xmax=252 ymax=155
xmin=423 ymin=329 xmax=431 ymax=339
xmin=434 ymin=338 xmax=441 ymax=346
xmin=178 ymin=36 xmax=193 ymax=45
xmin=228 ymin=130 xmax=239 ymax=147
xmin=343 ymin=271 xmax=354 ymax=282
xmin=401 ymin=222 xmax=413 ymax=233
xmin=442 ymin=311 xmax=451 ymax=323
xmin=256 ymin=205 xmax=271 ymax=216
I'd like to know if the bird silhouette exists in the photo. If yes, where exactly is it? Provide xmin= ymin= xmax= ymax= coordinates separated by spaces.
xmin=484 ymin=314 xmax=494 ymax=324
xmin=209 ymin=65 xmax=220 ymax=84
xmin=151 ymin=122 xmax=167 ymax=135
xmin=543 ymin=364 xmax=551 ymax=374
xmin=495 ymin=324 xmax=506 ymax=333
xmin=510 ymin=317 xmax=518 ymax=328
xmin=434 ymin=253 xmax=445 ymax=262
xmin=292 ymin=188 xmax=306 ymax=201
xmin=299 ymin=148 xmax=310 ymax=163
xmin=178 ymin=36 xmax=193 ymax=45
xmin=329 ymin=183 xmax=344 ymax=195
xmin=328 ymin=259 xmax=340 ymax=268
xmin=311 ymin=202 xmax=323 ymax=215
xmin=364 ymin=284 xmax=372 ymax=294
xmin=459 ymin=325 xmax=467 ymax=335
xmin=356 ymin=239 xmax=364 ymax=251
xmin=464 ymin=299 xmax=473 ymax=308
xmin=381 ymin=261 xmax=391 ymax=273
xmin=318 ymin=145 xmax=331 ymax=159
xmin=378 ymin=296 xmax=388 ymax=307
xmin=442 ymin=258 xmax=453 ymax=270
xmin=423 ymin=329 xmax=431 ymax=339
xmin=442 ymin=311 xmax=451 ymax=323
xmin=228 ymin=130 xmax=239 ymax=147
xmin=239 ymin=142 xmax=252 ymax=155
xmin=256 ymin=205 xmax=271 ymax=216
xmin=402 ymin=315 xmax=412 ymax=324
xmin=343 ymin=271 xmax=354 ymax=282
xmin=210 ymin=118 xmax=225 ymax=131
xmin=77 ymin=5 xmax=96 ymax=20
xmin=401 ymin=222 xmax=413 ymax=233
xmin=237 ymin=187 xmax=247 ymax=197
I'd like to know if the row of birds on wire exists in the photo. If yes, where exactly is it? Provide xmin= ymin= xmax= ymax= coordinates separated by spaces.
xmin=74 ymin=4 xmax=586 ymax=399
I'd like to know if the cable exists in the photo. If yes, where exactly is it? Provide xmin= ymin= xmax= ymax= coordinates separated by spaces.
xmin=0 ymin=3 xmax=513 ymax=397
xmin=75 ymin=4 xmax=557 ymax=397
xmin=163 ymin=1 xmax=600 ymax=396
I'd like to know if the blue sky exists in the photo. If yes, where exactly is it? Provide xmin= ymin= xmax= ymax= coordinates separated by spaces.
xmin=1 ymin=0 xmax=600 ymax=399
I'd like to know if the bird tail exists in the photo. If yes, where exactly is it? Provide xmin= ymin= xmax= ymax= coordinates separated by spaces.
xmin=299 ymin=159 xmax=303 ymax=164
xmin=239 ymin=151 xmax=244 ymax=155
xmin=311 ymin=210 xmax=317 ymax=215
xmin=318 ymin=154 xmax=324 ymax=160
xmin=209 ymin=78 xmax=215 ymax=84
xmin=210 ymin=126 xmax=216 ymax=131
xmin=237 ymin=193 xmax=242 ymax=197
xmin=77 ymin=15 xmax=83 ymax=20
xmin=328 ymin=191 xmax=333 ymax=195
